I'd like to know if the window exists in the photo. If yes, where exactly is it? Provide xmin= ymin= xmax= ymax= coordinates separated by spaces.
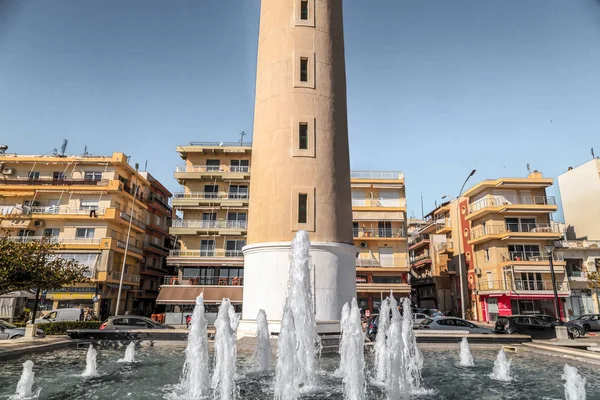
xmin=206 ymin=159 xmax=221 ymax=172
xmin=202 ymin=213 xmax=216 ymax=221
xmin=200 ymin=240 xmax=215 ymax=256
xmin=226 ymin=240 xmax=245 ymax=257
xmin=300 ymin=58 xmax=309 ymax=82
xmin=353 ymin=222 xmax=359 ymax=237
xmin=155 ymin=215 xmax=162 ymax=226
xmin=505 ymin=217 xmax=536 ymax=232
xmin=437 ymin=319 xmax=455 ymax=326
xmin=484 ymin=246 xmax=490 ymax=261
xmin=229 ymin=185 xmax=248 ymax=199
xmin=298 ymin=194 xmax=308 ymax=223
xmin=76 ymin=228 xmax=95 ymax=239
xmin=227 ymin=212 xmax=247 ymax=221
xmin=205 ymin=185 xmax=219 ymax=199
xmin=28 ymin=172 xmax=40 ymax=179
xmin=378 ymin=221 xmax=392 ymax=238
xmin=508 ymin=244 xmax=541 ymax=261
xmin=80 ymin=200 xmax=98 ymax=210
xmin=230 ymin=160 xmax=249 ymax=173
xmin=53 ymin=172 xmax=66 ymax=180
xmin=300 ymin=0 xmax=309 ymax=20
xmin=84 ymin=172 xmax=102 ymax=181
xmin=299 ymin=123 xmax=309 ymax=149
xmin=43 ymin=228 xmax=60 ymax=237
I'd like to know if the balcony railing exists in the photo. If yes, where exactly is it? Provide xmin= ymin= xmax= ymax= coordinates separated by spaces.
xmin=115 ymin=240 xmax=144 ymax=255
xmin=173 ymin=192 xmax=249 ymax=200
xmin=110 ymin=271 xmax=140 ymax=283
xmin=169 ymin=249 xmax=244 ymax=258
xmin=355 ymin=258 xmax=381 ymax=267
xmin=175 ymin=165 xmax=250 ymax=173
xmin=351 ymin=171 xmax=404 ymax=180
xmin=171 ymin=220 xmax=248 ymax=229
xmin=6 ymin=236 xmax=102 ymax=245
xmin=410 ymin=254 xmax=432 ymax=264
xmin=188 ymin=141 xmax=252 ymax=147
xmin=436 ymin=219 xmax=451 ymax=231
xmin=0 ymin=178 xmax=110 ymax=186
xmin=119 ymin=211 xmax=146 ymax=230
xmin=163 ymin=275 xmax=243 ymax=286
xmin=469 ymin=196 xmax=556 ymax=214
xmin=500 ymin=251 xmax=564 ymax=263
xmin=21 ymin=206 xmax=107 ymax=216
xmin=353 ymin=228 xmax=406 ymax=238
xmin=471 ymin=223 xmax=560 ymax=240
xmin=408 ymin=233 xmax=430 ymax=246
xmin=477 ymin=279 xmax=569 ymax=292
xmin=567 ymin=270 xmax=587 ymax=279
xmin=147 ymin=194 xmax=172 ymax=212
xmin=436 ymin=242 xmax=454 ymax=252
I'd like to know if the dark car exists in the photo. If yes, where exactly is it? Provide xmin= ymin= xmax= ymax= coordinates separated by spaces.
xmin=494 ymin=315 xmax=567 ymax=339
xmin=566 ymin=314 xmax=600 ymax=336
xmin=99 ymin=316 xmax=175 ymax=330
xmin=0 ymin=320 xmax=45 ymax=339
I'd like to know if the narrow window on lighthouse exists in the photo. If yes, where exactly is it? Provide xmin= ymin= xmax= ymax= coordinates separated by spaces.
xmin=300 ymin=58 xmax=309 ymax=82
xmin=298 ymin=194 xmax=308 ymax=224
xmin=300 ymin=0 xmax=309 ymax=20
xmin=299 ymin=123 xmax=309 ymax=149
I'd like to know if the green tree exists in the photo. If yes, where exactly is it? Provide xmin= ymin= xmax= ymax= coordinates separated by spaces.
xmin=0 ymin=233 xmax=89 ymax=295
xmin=587 ymin=270 xmax=600 ymax=290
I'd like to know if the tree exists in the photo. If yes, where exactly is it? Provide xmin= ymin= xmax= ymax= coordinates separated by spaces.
xmin=587 ymin=270 xmax=600 ymax=290
xmin=0 ymin=233 xmax=89 ymax=295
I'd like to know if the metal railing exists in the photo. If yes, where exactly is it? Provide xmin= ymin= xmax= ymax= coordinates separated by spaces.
xmin=28 ymin=206 xmax=107 ymax=216
xmin=5 ymin=236 xmax=102 ymax=245
xmin=169 ymin=249 xmax=244 ymax=258
xmin=173 ymin=192 xmax=249 ymax=200
xmin=147 ymin=194 xmax=172 ymax=211
xmin=175 ymin=165 xmax=250 ymax=173
xmin=111 ymin=271 xmax=140 ymax=283
xmin=163 ymin=275 xmax=243 ymax=286
xmin=410 ymin=254 xmax=432 ymax=264
xmin=436 ymin=219 xmax=451 ymax=231
xmin=469 ymin=196 xmax=556 ymax=214
xmin=351 ymin=198 xmax=406 ymax=207
xmin=119 ymin=211 xmax=146 ymax=230
xmin=567 ymin=270 xmax=587 ymax=279
xmin=355 ymin=258 xmax=381 ymax=267
xmin=188 ymin=141 xmax=252 ymax=147
xmin=0 ymin=178 xmax=111 ymax=186
xmin=408 ymin=233 xmax=430 ymax=246
xmin=500 ymin=251 xmax=564 ymax=263
xmin=471 ymin=222 xmax=560 ymax=240
xmin=477 ymin=279 xmax=569 ymax=292
xmin=353 ymin=228 xmax=406 ymax=238
xmin=115 ymin=240 xmax=144 ymax=255
xmin=171 ymin=220 xmax=248 ymax=229
xmin=436 ymin=242 xmax=454 ymax=252
xmin=351 ymin=171 xmax=404 ymax=180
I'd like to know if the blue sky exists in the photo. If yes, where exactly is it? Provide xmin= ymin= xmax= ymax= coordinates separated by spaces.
xmin=1 ymin=0 xmax=599 ymax=220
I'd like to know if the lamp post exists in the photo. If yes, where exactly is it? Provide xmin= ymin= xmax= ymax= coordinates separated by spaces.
xmin=456 ymin=169 xmax=476 ymax=320
xmin=545 ymin=245 xmax=562 ymax=322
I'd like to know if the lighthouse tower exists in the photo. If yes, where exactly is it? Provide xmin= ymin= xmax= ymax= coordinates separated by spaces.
xmin=241 ymin=0 xmax=355 ymax=332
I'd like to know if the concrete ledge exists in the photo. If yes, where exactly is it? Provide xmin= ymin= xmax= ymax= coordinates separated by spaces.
xmin=521 ymin=342 xmax=600 ymax=366
xmin=0 ymin=337 xmax=74 ymax=361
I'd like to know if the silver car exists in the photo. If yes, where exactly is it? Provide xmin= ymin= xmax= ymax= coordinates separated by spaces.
xmin=419 ymin=317 xmax=493 ymax=334
xmin=0 ymin=320 xmax=46 ymax=339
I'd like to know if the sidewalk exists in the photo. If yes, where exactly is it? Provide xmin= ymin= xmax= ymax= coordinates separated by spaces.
xmin=0 ymin=336 xmax=73 ymax=361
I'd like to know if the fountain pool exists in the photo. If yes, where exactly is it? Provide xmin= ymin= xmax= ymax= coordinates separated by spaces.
xmin=1 ymin=346 xmax=599 ymax=399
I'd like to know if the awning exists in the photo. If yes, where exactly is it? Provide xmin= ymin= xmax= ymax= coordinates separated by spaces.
xmin=372 ymin=184 xmax=404 ymax=189
xmin=1 ymin=219 xmax=33 ymax=228
xmin=156 ymin=286 xmax=243 ymax=304
xmin=0 ymin=290 xmax=36 ymax=299
xmin=353 ymin=211 xmax=404 ymax=221
xmin=350 ymin=183 xmax=372 ymax=188
xmin=512 ymin=265 xmax=565 ymax=273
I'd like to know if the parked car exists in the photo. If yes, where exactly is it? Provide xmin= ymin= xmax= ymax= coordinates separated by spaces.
xmin=494 ymin=315 xmax=562 ymax=339
xmin=366 ymin=312 xmax=427 ymax=341
xmin=566 ymin=314 xmax=600 ymax=335
xmin=420 ymin=317 xmax=493 ymax=334
xmin=99 ymin=316 xmax=175 ymax=330
xmin=0 ymin=320 xmax=45 ymax=339
xmin=29 ymin=308 xmax=83 ymax=324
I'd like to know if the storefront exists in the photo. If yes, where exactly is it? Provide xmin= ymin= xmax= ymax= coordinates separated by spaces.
xmin=479 ymin=293 xmax=568 ymax=322
xmin=45 ymin=286 xmax=97 ymax=311
xmin=564 ymin=289 xmax=596 ymax=320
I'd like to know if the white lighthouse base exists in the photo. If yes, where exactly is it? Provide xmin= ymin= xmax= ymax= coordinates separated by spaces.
xmin=237 ymin=241 xmax=357 ymax=338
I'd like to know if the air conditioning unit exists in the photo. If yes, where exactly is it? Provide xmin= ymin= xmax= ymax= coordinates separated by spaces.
xmin=359 ymin=242 xmax=367 ymax=248
xmin=34 ymin=220 xmax=45 ymax=227
xmin=2 ymin=167 xmax=14 ymax=175
xmin=474 ymin=267 xmax=482 ymax=276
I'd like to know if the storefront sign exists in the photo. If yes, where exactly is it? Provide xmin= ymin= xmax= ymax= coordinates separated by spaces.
xmin=47 ymin=287 xmax=96 ymax=293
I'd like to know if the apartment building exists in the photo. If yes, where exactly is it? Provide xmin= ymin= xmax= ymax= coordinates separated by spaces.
xmin=558 ymin=159 xmax=600 ymax=240
xmin=352 ymin=171 xmax=409 ymax=312
xmin=135 ymin=172 xmax=174 ymax=316
xmin=464 ymin=171 xmax=565 ymax=322
xmin=0 ymin=150 xmax=156 ymax=319
xmin=159 ymin=142 xmax=250 ymax=324
xmin=409 ymin=200 xmax=459 ymax=315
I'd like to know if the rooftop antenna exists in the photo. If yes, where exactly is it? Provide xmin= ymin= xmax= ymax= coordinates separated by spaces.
xmin=526 ymin=163 xmax=531 ymax=175
xmin=592 ymin=147 xmax=596 ymax=159
xmin=239 ymin=131 xmax=247 ymax=146
xmin=59 ymin=139 xmax=68 ymax=157
xmin=83 ymin=145 xmax=89 ymax=156
xmin=420 ymin=192 xmax=424 ymax=219
xmin=144 ymin=160 xmax=148 ymax=172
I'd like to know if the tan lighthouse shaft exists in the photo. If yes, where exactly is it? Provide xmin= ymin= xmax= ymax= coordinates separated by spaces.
xmin=247 ymin=0 xmax=353 ymax=245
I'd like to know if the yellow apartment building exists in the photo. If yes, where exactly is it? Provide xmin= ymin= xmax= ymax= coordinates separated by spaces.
xmin=0 ymin=150 xmax=154 ymax=319
xmin=464 ymin=171 xmax=566 ymax=322
xmin=351 ymin=171 xmax=409 ymax=312
xmin=158 ymin=141 xmax=250 ymax=324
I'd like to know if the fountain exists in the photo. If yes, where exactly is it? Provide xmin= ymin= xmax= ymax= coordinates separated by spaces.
xmin=253 ymin=309 xmax=271 ymax=372
xmin=458 ymin=337 xmax=474 ymax=367
xmin=401 ymin=298 xmax=424 ymax=392
xmin=118 ymin=342 xmax=136 ymax=363
xmin=12 ymin=360 xmax=36 ymax=400
xmin=374 ymin=295 xmax=391 ymax=384
xmin=81 ymin=344 xmax=98 ymax=377
xmin=489 ymin=348 xmax=512 ymax=382
xmin=212 ymin=298 xmax=238 ymax=400
xmin=386 ymin=296 xmax=405 ymax=399
xmin=179 ymin=293 xmax=210 ymax=398
xmin=334 ymin=302 xmax=351 ymax=378
xmin=274 ymin=307 xmax=301 ymax=400
xmin=563 ymin=364 xmax=587 ymax=400
xmin=340 ymin=298 xmax=366 ymax=400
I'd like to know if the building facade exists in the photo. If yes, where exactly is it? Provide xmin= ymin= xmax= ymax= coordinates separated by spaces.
xmin=463 ymin=171 xmax=566 ymax=322
xmin=0 ymin=151 xmax=159 ymax=319
xmin=158 ymin=142 xmax=251 ymax=325
xmin=352 ymin=171 xmax=409 ymax=312
xmin=557 ymin=159 xmax=600 ymax=241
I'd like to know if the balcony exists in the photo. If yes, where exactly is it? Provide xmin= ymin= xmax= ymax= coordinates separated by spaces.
xmin=0 ymin=178 xmax=111 ymax=186
xmin=167 ymin=249 xmax=244 ymax=266
xmin=355 ymin=258 xmax=381 ymax=267
xmin=110 ymin=271 xmax=141 ymax=284
xmin=500 ymin=251 xmax=564 ymax=264
xmin=353 ymin=228 xmax=405 ymax=239
xmin=170 ymin=219 xmax=247 ymax=235
xmin=146 ymin=194 xmax=172 ymax=213
xmin=351 ymin=198 xmax=406 ymax=209
xmin=436 ymin=242 xmax=454 ymax=253
xmin=477 ymin=279 xmax=569 ymax=295
xmin=115 ymin=239 xmax=144 ymax=255
xmin=5 ymin=236 xmax=103 ymax=245
xmin=356 ymin=282 xmax=410 ymax=294
xmin=410 ymin=254 xmax=432 ymax=267
xmin=351 ymin=171 xmax=404 ymax=181
xmin=174 ymin=164 xmax=250 ymax=182
xmin=567 ymin=270 xmax=588 ymax=281
xmin=143 ymin=240 xmax=170 ymax=254
xmin=410 ymin=276 xmax=434 ymax=287
xmin=467 ymin=196 xmax=557 ymax=220
xmin=23 ymin=206 xmax=107 ymax=216
xmin=408 ymin=233 xmax=430 ymax=250
xmin=172 ymin=192 xmax=249 ymax=208
xmin=469 ymin=222 xmax=562 ymax=245
xmin=435 ymin=219 xmax=452 ymax=234
xmin=162 ymin=276 xmax=243 ymax=286
xmin=119 ymin=211 xmax=146 ymax=231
